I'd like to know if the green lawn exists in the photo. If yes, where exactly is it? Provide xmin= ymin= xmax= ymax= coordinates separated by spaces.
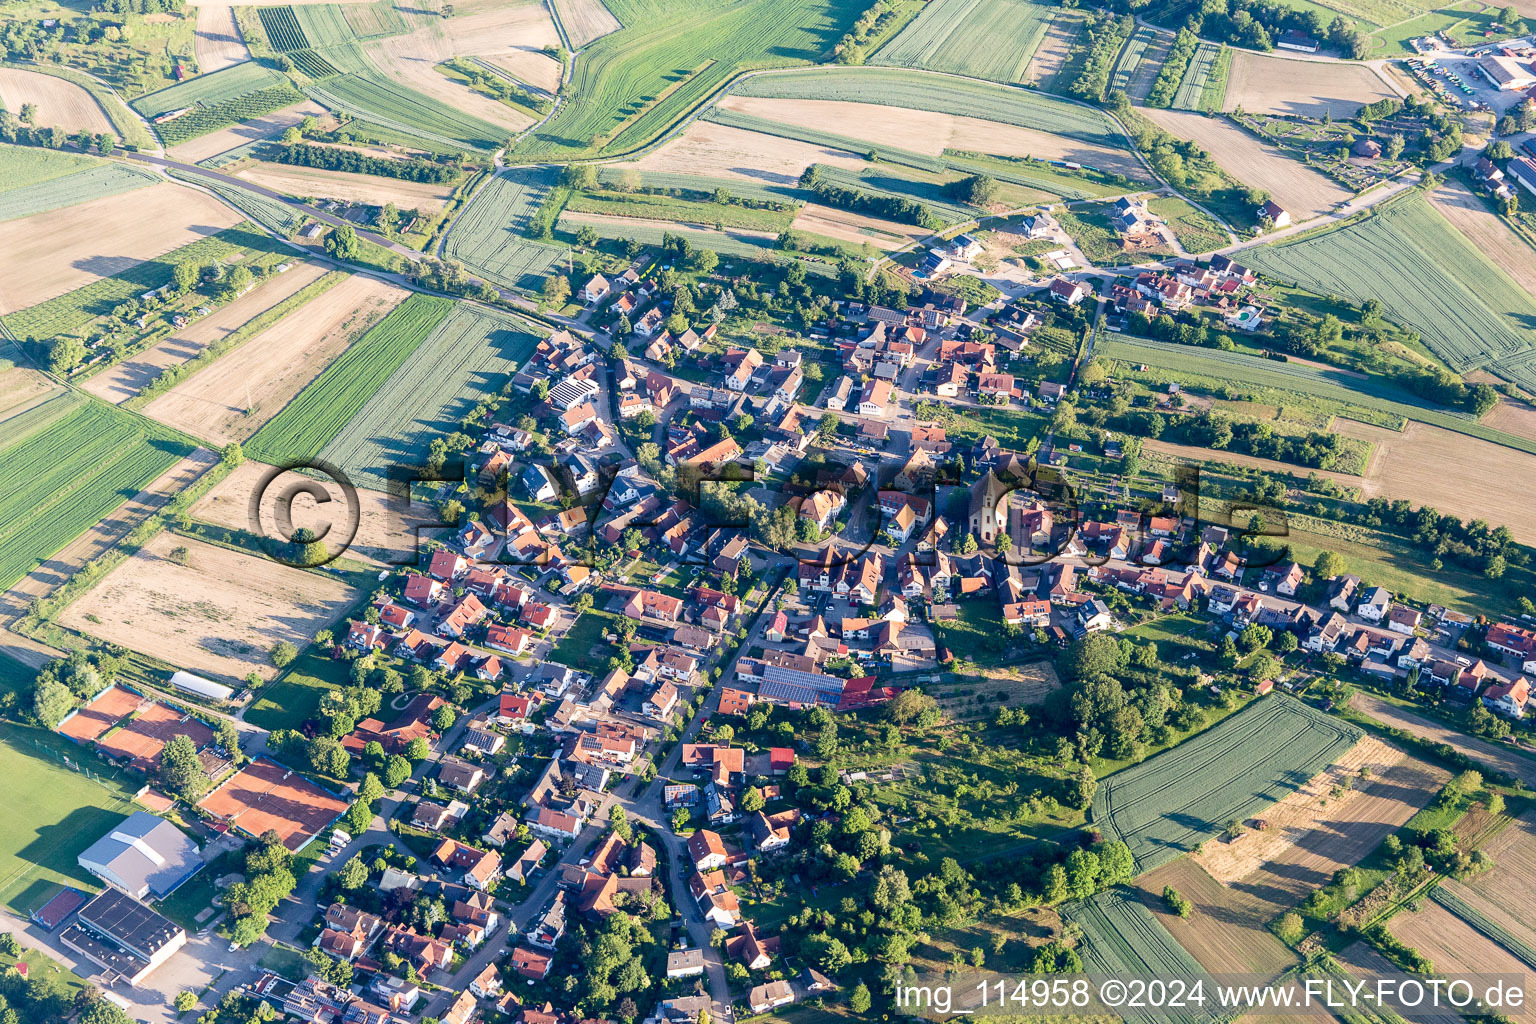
xmin=0 ymin=722 xmax=138 ymax=913
xmin=245 ymin=652 xmax=353 ymax=732
xmin=550 ymin=608 xmax=620 ymax=668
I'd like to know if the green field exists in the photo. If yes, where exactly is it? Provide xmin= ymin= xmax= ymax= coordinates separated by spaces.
xmin=5 ymin=223 xmax=287 ymax=342
xmin=132 ymin=60 xmax=287 ymax=118
xmin=1092 ymin=696 xmax=1361 ymax=873
xmin=1172 ymin=41 xmax=1224 ymax=111
xmin=1062 ymin=889 xmax=1225 ymax=1024
xmin=1098 ymin=335 xmax=1536 ymax=455
xmin=319 ymin=305 xmax=541 ymax=489
xmin=246 ymin=293 xmax=454 ymax=465
xmin=442 ymin=167 xmax=571 ymax=292
xmin=512 ymin=0 xmax=869 ymax=160
xmin=164 ymin=166 xmax=310 ymax=236
xmin=556 ymin=211 xmax=838 ymax=275
xmin=0 ymin=723 xmax=138 ymax=914
xmin=0 ymin=393 xmax=195 ymax=588
xmin=564 ymin=188 xmax=800 ymax=232
xmin=595 ymin=167 xmax=802 ymax=204
xmin=0 ymin=143 xmax=97 ymax=193
xmin=309 ymin=71 xmax=507 ymax=151
xmin=1148 ymin=196 xmax=1228 ymax=253
xmin=245 ymin=651 xmax=352 ymax=733
xmin=732 ymin=65 xmax=1128 ymax=149
xmin=1110 ymin=25 xmax=1157 ymax=94
xmin=1243 ymin=194 xmax=1536 ymax=395
xmin=871 ymin=0 xmax=1054 ymax=83
xmin=0 ymin=162 xmax=158 ymax=223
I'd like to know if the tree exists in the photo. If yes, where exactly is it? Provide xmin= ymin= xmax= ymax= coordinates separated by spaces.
xmin=849 ymin=983 xmax=872 ymax=1013
xmin=385 ymin=753 xmax=412 ymax=788
xmin=1313 ymin=552 xmax=1344 ymax=580
xmin=31 ymin=678 xmax=75 ymax=729
xmin=308 ymin=735 xmax=350 ymax=778
xmin=542 ymin=274 xmax=571 ymax=306
xmin=562 ymin=164 xmax=599 ymax=190
xmin=885 ymin=689 xmax=938 ymax=725
xmin=160 ymin=734 xmax=207 ymax=801
xmin=271 ymin=640 xmax=299 ymax=668
xmin=173 ymin=260 xmax=200 ymax=293
xmin=325 ymin=225 xmax=362 ymax=261
xmin=174 ymin=992 xmax=198 ymax=1013
xmin=405 ymin=737 xmax=431 ymax=761
xmin=290 ymin=526 xmax=327 ymax=567
xmin=950 ymin=173 xmax=999 ymax=206
xmin=78 ymin=1003 xmax=132 ymax=1024
xmin=739 ymin=787 xmax=765 ymax=813
xmin=338 ymin=853 xmax=369 ymax=890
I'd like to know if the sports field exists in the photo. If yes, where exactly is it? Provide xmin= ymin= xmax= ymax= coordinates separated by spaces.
xmin=0 ymin=723 xmax=137 ymax=914
xmin=318 ymin=304 xmax=541 ymax=489
xmin=1244 ymin=193 xmax=1536 ymax=395
xmin=1092 ymin=696 xmax=1361 ymax=873
xmin=871 ymin=0 xmax=1054 ymax=83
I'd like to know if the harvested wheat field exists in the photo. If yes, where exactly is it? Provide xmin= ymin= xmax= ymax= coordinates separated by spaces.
xmin=235 ymin=162 xmax=454 ymax=212
xmin=365 ymin=3 xmax=560 ymax=132
xmin=0 ymin=184 xmax=243 ymax=315
xmin=194 ymin=5 xmax=250 ymax=73
xmin=790 ymin=202 xmax=928 ymax=250
xmin=1196 ymin=736 xmax=1446 ymax=912
xmin=1388 ymin=899 xmax=1531 ymax=978
xmin=717 ymin=94 xmax=1146 ymax=178
xmin=59 ymin=532 xmax=355 ymax=682
xmin=1337 ymin=943 xmax=1465 ymax=1024
xmin=1224 ymin=52 xmax=1398 ymax=118
xmin=1336 ymin=419 xmax=1536 ymax=546
xmin=1431 ymin=178 xmax=1536 ymax=300
xmin=1144 ymin=108 xmax=1350 ymax=221
xmin=1437 ymin=813 xmax=1536 ymax=958
xmin=83 ymin=262 xmax=331 ymax=405
xmin=1134 ymin=859 xmax=1301 ymax=978
xmin=1026 ymin=10 xmax=1081 ymax=87
xmin=192 ymin=460 xmax=443 ymax=566
xmin=631 ymin=119 xmax=871 ymax=186
xmin=0 ymin=367 xmax=59 ymax=423
xmin=554 ymin=0 xmax=620 ymax=46
xmin=167 ymin=100 xmax=328 ymax=164
xmin=0 ymin=68 xmax=113 ymax=136
xmin=145 ymin=273 xmax=408 ymax=445
xmin=484 ymin=50 xmax=562 ymax=94
xmin=0 ymin=450 xmax=218 ymax=624
xmin=1482 ymin=400 xmax=1536 ymax=442
xmin=1353 ymin=692 xmax=1536 ymax=788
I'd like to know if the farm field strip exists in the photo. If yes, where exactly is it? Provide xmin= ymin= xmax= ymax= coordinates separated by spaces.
xmin=0 ymin=143 xmax=96 ymax=193
xmin=553 ymin=0 xmax=621 ymax=46
xmin=1429 ymin=886 xmax=1536 ymax=968
xmin=245 ymin=292 xmax=452 ymax=464
xmin=703 ymin=106 xmax=949 ymax=173
xmin=595 ymin=167 xmax=802 ymax=204
xmin=1172 ymin=42 xmax=1221 ymax=111
xmin=307 ymin=72 xmax=507 ymax=151
xmin=131 ymin=60 xmax=285 ymax=118
xmin=556 ymin=211 xmax=837 ymax=276
xmin=1110 ymin=25 xmax=1157 ymax=95
xmin=0 ymin=163 xmax=157 ymax=223
xmin=1243 ymin=194 xmax=1536 ymax=386
xmin=442 ymin=166 xmax=570 ymax=291
xmin=813 ymin=164 xmax=977 ymax=223
xmin=1063 ymin=889 xmax=1226 ymax=1024
xmin=319 ymin=305 xmax=541 ymax=489
xmin=164 ymin=167 xmax=310 ymax=237
xmin=870 ymin=0 xmax=1052 ymax=84
xmin=0 ymin=399 xmax=193 ymax=590
xmin=1097 ymin=335 xmax=1536 ymax=455
xmin=1092 ymin=697 xmax=1361 ymax=873
xmin=512 ymin=0 xmax=869 ymax=160
xmin=1134 ymin=858 xmax=1300 ymax=976
xmin=731 ymin=66 xmax=1127 ymax=149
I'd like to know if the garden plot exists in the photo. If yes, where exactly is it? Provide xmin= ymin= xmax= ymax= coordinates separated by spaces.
xmin=939 ymin=660 xmax=1062 ymax=723
xmin=192 ymin=460 xmax=443 ymax=567
xmin=318 ymin=304 xmax=541 ymax=490
xmin=715 ymin=94 xmax=1145 ymax=178
xmin=145 ymin=273 xmax=409 ymax=447
xmin=0 ymin=184 xmax=242 ymax=316
xmin=1194 ymin=735 xmax=1445 ymax=912
xmin=1092 ymin=696 xmax=1361 ymax=873
xmin=81 ymin=261 xmax=331 ymax=405
xmin=0 ymin=68 xmax=113 ymax=135
xmin=59 ymin=533 xmax=356 ymax=683
xmin=194 ymin=6 xmax=252 ymax=73
xmin=1143 ymin=108 xmax=1349 ymax=220
xmin=234 ymin=161 xmax=455 ymax=212
xmin=1224 ymin=51 xmax=1397 ymax=118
